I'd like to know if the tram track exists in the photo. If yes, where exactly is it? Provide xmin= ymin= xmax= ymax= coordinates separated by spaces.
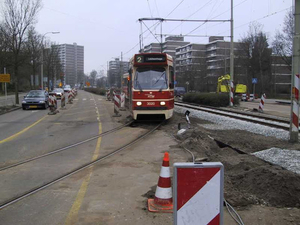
xmin=175 ymin=102 xmax=292 ymax=131
xmin=0 ymin=121 xmax=133 ymax=172
xmin=0 ymin=121 xmax=163 ymax=210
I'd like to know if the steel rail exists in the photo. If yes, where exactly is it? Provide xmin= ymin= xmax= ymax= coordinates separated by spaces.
xmin=175 ymin=102 xmax=290 ymax=131
xmin=0 ymin=121 xmax=133 ymax=172
xmin=0 ymin=122 xmax=162 ymax=210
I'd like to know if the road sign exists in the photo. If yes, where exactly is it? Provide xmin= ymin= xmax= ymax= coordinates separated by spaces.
xmin=174 ymin=80 xmax=177 ymax=85
xmin=252 ymin=78 xmax=258 ymax=84
xmin=0 ymin=74 xmax=10 ymax=83
xmin=174 ymin=162 xmax=224 ymax=225
xmin=86 ymin=81 xmax=90 ymax=87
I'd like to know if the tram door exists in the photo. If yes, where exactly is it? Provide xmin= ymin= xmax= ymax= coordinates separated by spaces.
xmin=128 ymin=68 xmax=133 ymax=112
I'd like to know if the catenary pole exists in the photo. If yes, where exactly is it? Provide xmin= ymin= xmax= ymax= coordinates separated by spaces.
xmin=120 ymin=52 xmax=123 ymax=90
xmin=229 ymin=0 xmax=234 ymax=107
xmin=290 ymin=1 xmax=300 ymax=142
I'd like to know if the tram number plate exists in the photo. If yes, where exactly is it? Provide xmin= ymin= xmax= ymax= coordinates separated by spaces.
xmin=147 ymin=102 xmax=155 ymax=106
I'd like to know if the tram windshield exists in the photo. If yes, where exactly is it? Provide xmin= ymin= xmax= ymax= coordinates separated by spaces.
xmin=134 ymin=67 xmax=168 ymax=90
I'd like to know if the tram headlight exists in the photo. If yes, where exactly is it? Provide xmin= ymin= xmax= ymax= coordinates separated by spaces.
xmin=160 ymin=101 xmax=166 ymax=106
xmin=137 ymin=101 xmax=142 ymax=106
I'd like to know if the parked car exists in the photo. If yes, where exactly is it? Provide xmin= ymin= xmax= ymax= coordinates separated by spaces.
xmin=22 ymin=90 xmax=49 ymax=110
xmin=64 ymin=85 xmax=72 ymax=93
xmin=49 ymin=88 xmax=64 ymax=99
xmin=174 ymin=87 xmax=186 ymax=97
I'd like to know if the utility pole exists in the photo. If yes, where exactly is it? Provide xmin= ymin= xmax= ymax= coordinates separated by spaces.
xmin=120 ymin=52 xmax=123 ymax=90
xmin=229 ymin=0 xmax=234 ymax=107
xmin=290 ymin=1 xmax=300 ymax=142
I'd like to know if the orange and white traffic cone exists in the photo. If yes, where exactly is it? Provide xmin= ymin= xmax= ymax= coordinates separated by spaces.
xmin=148 ymin=152 xmax=173 ymax=213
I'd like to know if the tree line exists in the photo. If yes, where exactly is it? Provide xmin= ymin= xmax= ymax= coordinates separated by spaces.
xmin=0 ymin=0 xmax=62 ymax=104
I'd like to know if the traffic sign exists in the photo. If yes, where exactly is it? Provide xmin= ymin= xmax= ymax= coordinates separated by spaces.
xmin=0 ymin=74 xmax=10 ymax=83
xmin=174 ymin=162 xmax=224 ymax=225
xmin=252 ymin=78 xmax=258 ymax=84
xmin=86 ymin=81 xmax=90 ymax=87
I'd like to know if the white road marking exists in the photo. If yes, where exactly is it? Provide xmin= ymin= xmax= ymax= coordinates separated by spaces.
xmin=90 ymin=99 xmax=93 ymax=100
xmin=83 ymin=98 xmax=86 ymax=101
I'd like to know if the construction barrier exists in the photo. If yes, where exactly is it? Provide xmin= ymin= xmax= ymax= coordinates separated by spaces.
xmin=48 ymin=95 xmax=57 ymax=115
xmin=67 ymin=92 xmax=73 ymax=104
xmin=258 ymin=93 xmax=266 ymax=112
xmin=113 ymin=93 xmax=121 ymax=117
xmin=106 ymin=90 xmax=111 ymax=101
xmin=61 ymin=93 xmax=66 ymax=109
xmin=291 ymin=74 xmax=300 ymax=134
xmin=173 ymin=162 xmax=224 ymax=225
xmin=120 ymin=93 xmax=126 ymax=111
xmin=148 ymin=152 xmax=173 ymax=213
xmin=230 ymin=80 xmax=234 ymax=106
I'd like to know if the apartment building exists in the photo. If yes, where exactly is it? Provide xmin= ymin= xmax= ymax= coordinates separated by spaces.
xmin=142 ymin=36 xmax=189 ymax=60
xmin=271 ymin=55 xmax=291 ymax=95
xmin=57 ymin=43 xmax=84 ymax=87
xmin=108 ymin=58 xmax=129 ymax=87
xmin=175 ymin=36 xmax=246 ymax=92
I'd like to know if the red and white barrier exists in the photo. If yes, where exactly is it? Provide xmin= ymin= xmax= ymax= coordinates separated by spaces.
xmin=106 ymin=90 xmax=111 ymax=101
xmin=113 ymin=93 xmax=121 ymax=117
xmin=120 ymin=93 xmax=125 ymax=111
xmin=258 ymin=93 xmax=266 ymax=112
xmin=174 ymin=162 xmax=224 ymax=225
xmin=67 ymin=92 xmax=73 ymax=104
xmin=61 ymin=93 xmax=66 ymax=109
xmin=48 ymin=95 xmax=57 ymax=115
xmin=148 ymin=152 xmax=173 ymax=213
xmin=292 ymin=74 xmax=299 ymax=133
xmin=230 ymin=80 xmax=234 ymax=106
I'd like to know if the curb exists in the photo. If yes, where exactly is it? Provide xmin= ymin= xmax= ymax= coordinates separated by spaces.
xmin=0 ymin=106 xmax=22 ymax=115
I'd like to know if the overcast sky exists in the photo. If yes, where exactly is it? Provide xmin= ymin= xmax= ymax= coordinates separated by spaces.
xmin=33 ymin=0 xmax=293 ymax=75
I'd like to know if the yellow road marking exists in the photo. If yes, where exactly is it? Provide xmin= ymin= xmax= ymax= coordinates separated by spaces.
xmin=64 ymin=96 xmax=102 ymax=225
xmin=0 ymin=115 xmax=48 ymax=144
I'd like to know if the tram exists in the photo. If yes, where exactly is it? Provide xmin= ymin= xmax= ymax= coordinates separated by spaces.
xmin=123 ymin=53 xmax=174 ymax=120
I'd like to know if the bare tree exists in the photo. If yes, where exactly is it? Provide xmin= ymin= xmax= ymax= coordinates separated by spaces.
xmin=272 ymin=9 xmax=293 ymax=71
xmin=89 ymin=70 xmax=97 ymax=86
xmin=1 ymin=0 xmax=42 ymax=103
xmin=43 ymin=42 xmax=62 ymax=90
xmin=239 ymin=22 xmax=272 ymax=94
xmin=25 ymin=26 xmax=42 ymax=89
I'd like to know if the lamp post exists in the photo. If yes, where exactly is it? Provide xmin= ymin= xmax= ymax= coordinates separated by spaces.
xmin=41 ymin=31 xmax=60 ymax=90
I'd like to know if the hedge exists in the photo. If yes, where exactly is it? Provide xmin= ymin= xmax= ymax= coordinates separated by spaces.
xmin=84 ymin=87 xmax=106 ymax=95
xmin=182 ymin=93 xmax=239 ymax=107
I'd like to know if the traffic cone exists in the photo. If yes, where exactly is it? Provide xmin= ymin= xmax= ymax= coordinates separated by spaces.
xmin=148 ymin=152 xmax=173 ymax=213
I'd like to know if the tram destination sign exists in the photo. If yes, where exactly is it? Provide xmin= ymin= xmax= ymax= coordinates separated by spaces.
xmin=135 ymin=54 xmax=166 ymax=64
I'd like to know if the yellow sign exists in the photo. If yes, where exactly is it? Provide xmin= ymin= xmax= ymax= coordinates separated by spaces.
xmin=59 ymin=82 xmax=63 ymax=87
xmin=0 ymin=74 xmax=10 ymax=83
xmin=86 ymin=81 xmax=90 ymax=87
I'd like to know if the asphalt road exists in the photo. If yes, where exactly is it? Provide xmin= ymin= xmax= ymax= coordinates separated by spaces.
xmin=0 ymin=90 xmax=103 ymax=224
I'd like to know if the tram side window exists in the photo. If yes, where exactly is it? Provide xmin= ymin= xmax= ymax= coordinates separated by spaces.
xmin=169 ymin=66 xmax=174 ymax=89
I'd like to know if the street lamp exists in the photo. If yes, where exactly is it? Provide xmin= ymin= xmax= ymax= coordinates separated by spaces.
xmin=41 ymin=31 xmax=60 ymax=90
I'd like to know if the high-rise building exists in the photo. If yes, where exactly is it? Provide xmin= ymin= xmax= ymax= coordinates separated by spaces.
xmin=108 ymin=58 xmax=129 ymax=87
xmin=56 ymin=43 xmax=84 ymax=87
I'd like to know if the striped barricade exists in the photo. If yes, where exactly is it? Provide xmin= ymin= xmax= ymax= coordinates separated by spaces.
xmin=113 ymin=93 xmax=121 ymax=117
xmin=61 ymin=93 xmax=66 ymax=109
xmin=120 ymin=93 xmax=126 ymax=111
xmin=48 ymin=95 xmax=57 ymax=115
xmin=67 ymin=92 xmax=73 ymax=104
xmin=258 ymin=93 xmax=266 ymax=112
xmin=106 ymin=90 xmax=111 ymax=101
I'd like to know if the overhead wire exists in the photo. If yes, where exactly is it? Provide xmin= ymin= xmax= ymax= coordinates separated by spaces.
xmin=165 ymin=0 xmax=185 ymax=18
xmin=167 ymin=0 xmax=215 ymax=34
xmin=184 ymin=0 xmax=250 ymax=36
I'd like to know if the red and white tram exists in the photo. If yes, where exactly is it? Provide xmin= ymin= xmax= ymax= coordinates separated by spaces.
xmin=123 ymin=53 xmax=174 ymax=120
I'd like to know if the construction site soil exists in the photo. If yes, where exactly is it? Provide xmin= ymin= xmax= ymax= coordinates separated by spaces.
xmin=161 ymin=112 xmax=300 ymax=223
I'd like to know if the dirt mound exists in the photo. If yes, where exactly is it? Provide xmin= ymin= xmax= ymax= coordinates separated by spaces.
xmin=163 ymin=113 xmax=300 ymax=208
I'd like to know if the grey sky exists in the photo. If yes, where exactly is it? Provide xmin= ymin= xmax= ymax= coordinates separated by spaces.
xmin=33 ymin=0 xmax=292 ymax=74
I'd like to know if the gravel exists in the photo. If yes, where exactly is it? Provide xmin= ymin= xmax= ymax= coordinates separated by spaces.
xmin=252 ymin=147 xmax=300 ymax=175
xmin=175 ymin=106 xmax=290 ymax=140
